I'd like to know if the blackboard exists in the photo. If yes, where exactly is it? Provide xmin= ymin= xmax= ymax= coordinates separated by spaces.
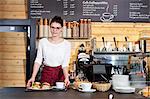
xmin=29 ymin=0 xmax=150 ymax=22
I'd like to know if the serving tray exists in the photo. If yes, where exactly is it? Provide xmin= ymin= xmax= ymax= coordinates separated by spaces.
xmin=25 ymin=86 xmax=67 ymax=92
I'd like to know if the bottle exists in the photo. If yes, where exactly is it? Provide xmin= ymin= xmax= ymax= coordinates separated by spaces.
xmin=83 ymin=19 xmax=88 ymax=38
xmin=67 ymin=22 xmax=72 ymax=38
xmin=63 ymin=19 xmax=67 ymax=38
xmin=87 ymin=19 xmax=91 ymax=38
xmin=76 ymin=23 xmax=79 ymax=38
xmin=43 ymin=18 xmax=49 ymax=38
xmin=39 ymin=18 xmax=44 ymax=38
xmin=73 ymin=21 xmax=77 ymax=38
xmin=79 ymin=19 xmax=84 ymax=38
xmin=48 ymin=19 xmax=52 ymax=37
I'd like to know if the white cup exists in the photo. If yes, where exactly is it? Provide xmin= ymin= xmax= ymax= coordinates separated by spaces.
xmin=56 ymin=82 xmax=65 ymax=89
xmin=79 ymin=83 xmax=92 ymax=91
xmin=112 ymin=75 xmax=130 ymax=89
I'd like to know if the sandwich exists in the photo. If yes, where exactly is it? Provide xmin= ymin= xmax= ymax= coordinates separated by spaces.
xmin=32 ymin=82 xmax=41 ymax=89
xmin=41 ymin=82 xmax=51 ymax=89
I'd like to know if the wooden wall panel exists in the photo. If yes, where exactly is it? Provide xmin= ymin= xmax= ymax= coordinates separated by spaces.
xmin=0 ymin=52 xmax=26 ymax=60
xmin=91 ymin=22 xmax=150 ymax=48
xmin=0 ymin=0 xmax=27 ymax=19
xmin=0 ymin=66 xmax=25 ymax=73
xmin=0 ymin=12 xmax=27 ymax=19
xmin=0 ymin=32 xmax=26 ymax=87
xmin=0 ymin=60 xmax=24 ymax=66
xmin=0 ymin=45 xmax=26 ymax=52
xmin=0 ymin=5 xmax=26 ymax=12
xmin=0 ymin=0 xmax=27 ymax=87
xmin=0 ymin=0 xmax=26 ymax=5
xmin=0 ymin=32 xmax=26 ymax=37
xmin=0 ymin=73 xmax=25 ymax=80
xmin=0 ymin=80 xmax=25 ymax=87
xmin=0 ymin=38 xmax=26 ymax=45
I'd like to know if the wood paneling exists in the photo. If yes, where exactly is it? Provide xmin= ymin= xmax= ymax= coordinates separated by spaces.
xmin=0 ymin=38 xmax=26 ymax=45
xmin=0 ymin=12 xmax=27 ymax=19
xmin=91 ymin=22 xmax=150 ymax=42
xmin=0 ymin=32 xmax=26 ymax=87
xmin=0 ymin=32 xmax=26 ymax=38
xmin=0 ymin=0 xmax=26 ymax=5
xmin=0 ymin=52 xmax=26 ymax=59
xmin=0 ymin=5 xmax=26 ymax=12
xmin=0 ymin=60 xmax=24 ymax=66
xmin=0 ymin=32 xmax=27 ymax=45
xmin=0 ymin=45 xmax=26 ymax=52
xmin=0 ymin=66 xmax=25 ymax=73
xmin=0 ymin=73 xmax=25 ymax=80
xmin=0 ymin=80 xmax=25 ymax=87
xmin=0 ymin=0 xmax=27 ymax=87
xmin=0 ymin=0 xmax=27 ymax=19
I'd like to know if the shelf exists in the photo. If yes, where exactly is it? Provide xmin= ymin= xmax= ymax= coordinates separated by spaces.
xmin=139 ymin=37 xmax=150 ymax=40
xmin=129 ymin=52 xmax=150 ymax=57
xmin=93 ymin=51 xmax=141 ymax=55
xmin=64 ymin=37 xmax=90 ymax=39
xmin=36 ymin=37 xmax=90 ymax=40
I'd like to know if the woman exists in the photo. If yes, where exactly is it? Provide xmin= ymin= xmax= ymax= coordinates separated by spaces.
xmin=27 ymin=16 xmax=71 ymax=87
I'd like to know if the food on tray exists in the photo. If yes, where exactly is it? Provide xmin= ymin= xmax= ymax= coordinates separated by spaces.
xmin=41 ymin=82 xmax=51 ymax=89
xmin=139 ymin=86 xmax=150 ymax=97
xmin=31 ymin=82 xmax=51 ymax=90
xmin=32 ymin=82 xmax=41 ymax=89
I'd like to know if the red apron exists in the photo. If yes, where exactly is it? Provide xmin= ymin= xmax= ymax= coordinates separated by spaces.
xmin=40 ymin=65 xmax=65 ymax=85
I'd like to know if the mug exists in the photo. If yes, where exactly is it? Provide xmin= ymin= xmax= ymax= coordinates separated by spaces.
xmin=79 ymin=83 xmax=92 ymax=91
xmin=56 ymin=82 xmax=65 ymax=89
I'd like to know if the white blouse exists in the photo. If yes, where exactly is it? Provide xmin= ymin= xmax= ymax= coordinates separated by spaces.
xmin=35 ymin=38 xmax=71 ymax=68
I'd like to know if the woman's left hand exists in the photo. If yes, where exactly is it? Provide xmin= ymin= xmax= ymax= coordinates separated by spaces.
xmin=64 ymin=78 xmax=70 ymax=87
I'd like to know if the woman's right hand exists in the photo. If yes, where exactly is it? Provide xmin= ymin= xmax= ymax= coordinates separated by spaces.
xmin=26 ymin=77 xmax=35 ymax=88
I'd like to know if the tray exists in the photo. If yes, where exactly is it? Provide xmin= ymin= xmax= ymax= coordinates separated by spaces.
xmin=25 ymin=86 xmax=67 ymax=92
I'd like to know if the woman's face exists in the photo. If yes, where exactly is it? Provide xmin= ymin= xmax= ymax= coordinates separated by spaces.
xmin=50 ymin=22 xmax=63 ymax=37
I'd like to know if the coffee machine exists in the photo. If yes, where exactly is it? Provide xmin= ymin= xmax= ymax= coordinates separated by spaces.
xmin=76 ymin=43 xmax=112 ymax=82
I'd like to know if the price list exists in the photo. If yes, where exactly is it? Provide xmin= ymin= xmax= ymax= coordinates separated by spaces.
xmin=129 ymin=0 xmax=149 ymax=21
xmin=30 ymin=0 xmax=50 ymax=18
xmin=29 ymin=0 xmax=150 ymax=22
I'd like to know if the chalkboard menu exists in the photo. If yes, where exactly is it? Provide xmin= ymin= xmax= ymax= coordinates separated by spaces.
xmin=29 ymin=0 xmax=150 ymax=22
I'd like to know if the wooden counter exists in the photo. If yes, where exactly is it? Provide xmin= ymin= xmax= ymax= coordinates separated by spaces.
xmin=0 ymin=87 xmax=146 ymax=99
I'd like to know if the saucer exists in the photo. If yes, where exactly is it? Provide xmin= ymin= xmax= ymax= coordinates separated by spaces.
xmin=52 ymin=86 xmax=65 ymax=90
xmin=114 ymin=87 xmax=135 ymax=93
xmin=78 ymin=89 xmax=96 ymax=93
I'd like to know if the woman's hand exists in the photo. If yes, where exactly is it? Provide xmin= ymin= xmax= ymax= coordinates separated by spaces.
xmin=26 ymin=77 xmax=35 ymax=88
xmin=64 ymin=77 xmax=70 ymax=87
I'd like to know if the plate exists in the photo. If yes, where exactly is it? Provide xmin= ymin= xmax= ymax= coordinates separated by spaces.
xmin=114 ymin=87 xmax=135 ymax=93
xmin=78 ymin=89 xmax=96 ymax=93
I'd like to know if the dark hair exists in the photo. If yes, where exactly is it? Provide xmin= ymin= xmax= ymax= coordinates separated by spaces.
xmin=50 ymin=16 xmax=63 ymax=27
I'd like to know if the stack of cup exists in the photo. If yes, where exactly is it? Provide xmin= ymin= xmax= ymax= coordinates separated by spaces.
xmin=112 ymin=75 xmax=130 ymax=89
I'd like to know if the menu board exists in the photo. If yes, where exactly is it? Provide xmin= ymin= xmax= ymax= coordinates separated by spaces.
xmin=29 ymin=0 xmax=150 ymax=22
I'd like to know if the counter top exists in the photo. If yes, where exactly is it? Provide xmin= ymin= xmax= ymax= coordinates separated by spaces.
xmin=0 ymin=87 xmax=146 ymax=99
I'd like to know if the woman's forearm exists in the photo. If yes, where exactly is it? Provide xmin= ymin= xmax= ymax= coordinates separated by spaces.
xmin=31 ymin=62 xmax=41 ymax=79
xmin=63 ymin=67 xmax=69 ymax=79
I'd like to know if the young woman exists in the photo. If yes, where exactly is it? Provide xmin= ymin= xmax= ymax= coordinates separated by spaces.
xmin=27 ymin=16 xmax=71 ymax=87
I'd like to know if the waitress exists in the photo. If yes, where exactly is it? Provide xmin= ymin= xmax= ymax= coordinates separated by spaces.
xmin=27 ymin=16 xmax=71 ymax=87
